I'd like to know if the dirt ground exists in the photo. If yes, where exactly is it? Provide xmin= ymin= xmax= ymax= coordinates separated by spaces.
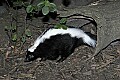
xmin=0 ymin=37 xmax=120 ymax=80
xmin=0 ymin=1 xmax=120 ymax=80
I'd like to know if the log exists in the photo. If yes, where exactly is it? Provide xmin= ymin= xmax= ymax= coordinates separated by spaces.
xmin=58 ymin=1 xmax=120 ymax=55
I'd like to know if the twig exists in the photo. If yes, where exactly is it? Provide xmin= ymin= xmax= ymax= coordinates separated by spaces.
xmin=29 ymin=62 xmax=44 ymax=75
xmin=96 ymin=56 xmax=119 ymax=70
xmin=13 ymin=7 xmax=18 ymax=53
xmin=5 ymin=0 xmax=11 ymax=7
xmin=82 ymin=52 xmax=99 ymax=62
xmin=43 ymin=22 xmax=56 ymax=25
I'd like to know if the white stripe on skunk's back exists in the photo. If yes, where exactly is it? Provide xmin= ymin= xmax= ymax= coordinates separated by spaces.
xmin=28 ymin=28 xmax=96 ymax=52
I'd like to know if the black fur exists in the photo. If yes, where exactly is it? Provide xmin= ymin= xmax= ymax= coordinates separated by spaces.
xmin=24 ymin=34 xmax=85 ymax=62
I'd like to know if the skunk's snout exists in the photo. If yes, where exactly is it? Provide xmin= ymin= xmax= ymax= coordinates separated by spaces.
xmin=24 ymin=57 xmax=29 ymax=62
xmin=24 ymin=56 xmax=31 ymax=62
xmin=24 ymin=52 xmax=35 ymax=62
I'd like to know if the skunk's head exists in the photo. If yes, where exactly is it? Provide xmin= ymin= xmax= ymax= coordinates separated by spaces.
xmin=24 ymin=50 xmax=37 ymax=62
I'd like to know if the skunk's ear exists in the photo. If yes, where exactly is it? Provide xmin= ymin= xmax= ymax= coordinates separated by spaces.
xmin=85 ymin=32 xmax=97 ymax=41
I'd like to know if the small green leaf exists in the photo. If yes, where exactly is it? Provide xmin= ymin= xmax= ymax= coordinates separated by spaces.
xmin=37 ymin=2 xmax=45 ymax=11
xmin=60 ymin=18 xmax=67 ymax=24
xmin=26 ymin=5 xmax=34 ymax=13
xmin=11 ymin=25 xmax=17 ymax=31
xmin=25 ymin=29 xmax=31 ymax=37
xmin=54 ymin=24 xmax=62 ymax=29
xmin=37 ymin=1 xmax=45 ymax=6
xmin=23 ymin=2 xmax=29 ymax=7
xmin=54 ymin=24 xmax=68 ymax=30
xmin=22 ymin=35 xmax=26 ymax=43
xmin=13 ymin=1 xmax=23 ymax=7
xmin=4 ymin=26 xmax=10 ymax=31
xmin=42 ymin=6 xmax=49 ymax=15
xmin=45 ymin=0 xmax=50 ymax=6
xmin=12 ymin=34 xmax=17 ymax=41
xmin=61 ymin=25 xmax=67 ymax=30
xmin=33 ymin=5 xmax=38 ymax=11
xmin=49 ymin=3 xmax=57 ymax=12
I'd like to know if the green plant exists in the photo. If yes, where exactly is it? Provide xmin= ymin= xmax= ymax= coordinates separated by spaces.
xmin=4 ymin=0 xmax=68 ymax=55
xmin=26 ymin=0 xmax=57 ymax=15
xmin=55 ymin=18 xmax=67 ymax=29
xmin=4 ymin=0 xmax=32 ymax=54
xmin=4 ymin=16 xmax=32 ymax=51
xmin=5 ymin=25 xmax=17 ymax=42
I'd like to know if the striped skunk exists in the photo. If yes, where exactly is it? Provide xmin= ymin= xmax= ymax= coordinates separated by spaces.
xmin=24 ymin=26 xmax=96 ymax=62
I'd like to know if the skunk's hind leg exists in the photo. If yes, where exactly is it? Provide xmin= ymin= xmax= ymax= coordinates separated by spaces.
xmin=57 ymin=55 xmax=69 ymax=62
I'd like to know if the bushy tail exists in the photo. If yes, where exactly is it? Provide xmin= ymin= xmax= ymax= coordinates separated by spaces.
xmin=83 ymin=32 xmax=97 ymax=47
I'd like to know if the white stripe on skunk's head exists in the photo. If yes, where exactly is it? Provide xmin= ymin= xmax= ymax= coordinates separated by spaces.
xmin=28 ymin=46 xmax=36 ymax=52
xmin=28 ymin=27 xmax=96 ymax=52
